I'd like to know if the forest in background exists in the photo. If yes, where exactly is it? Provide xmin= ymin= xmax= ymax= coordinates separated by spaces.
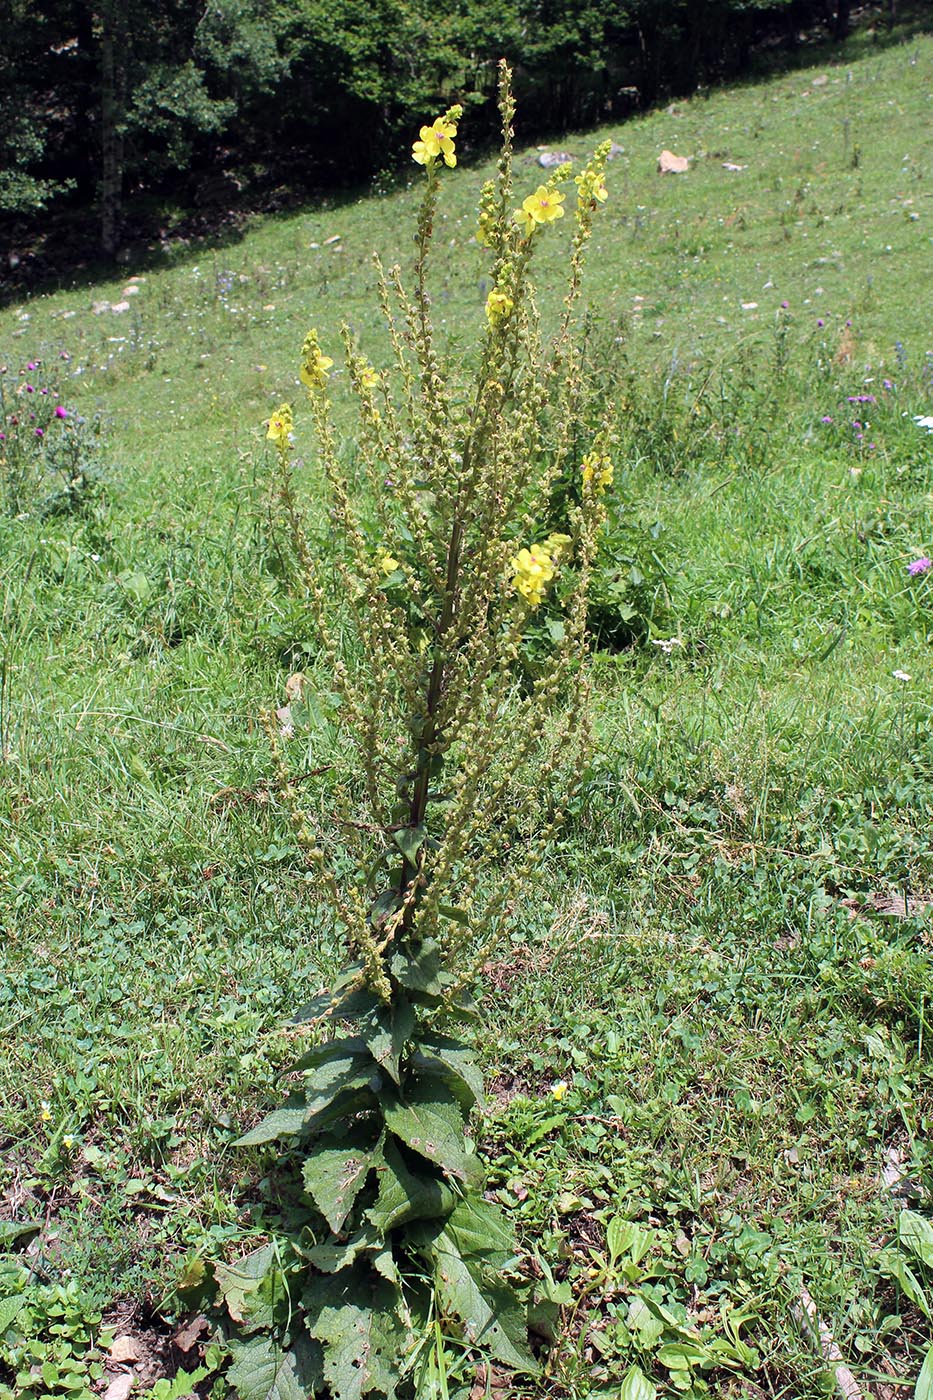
xmin=0 ymin=0 xmax=897 ymax=279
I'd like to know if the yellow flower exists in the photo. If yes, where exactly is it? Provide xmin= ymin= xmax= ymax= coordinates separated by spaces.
xmin=510 ymin=543 xmax=557 ymax=609
xmin=552 ymin=1080 xmax=568 ymax=1102
xmin=63 ymin=1134 xmax=75 ymax=1149
xmin=581 ymin=452 xmax=613 ymax=492
xmin=377 ymin=551 xmax=400 ymax=575
xmin=360 ymin=365 xmax=379 ymax=391
xmin=40 ymin=1101 xmax=53 ymax=1123
xmin=514 ymin=186 xmax=566 ymax=238
xmin=300 ymin=330 xmax=334 ymax=391
xmin=485 ymin=288 xmax=514 ymax=327
xmin=412 ymin=111 xmax=461 ymax=169
xmin=266 ymin=402 xmax=293 ymax=447
xmin=575 ymin=167 xmax=608 ymax=208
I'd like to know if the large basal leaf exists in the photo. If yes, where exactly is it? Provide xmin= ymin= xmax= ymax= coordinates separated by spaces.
xmin=618 ymin=1364 xmax=657 ymax=1400
xmin=226 ymin=1333 xmax=322 ymax=1400
xmin=302 ymin=1124 xmax=384 ymax=1233
xmin=428 ymin=1229 xmax=537 ymax=1374
xmin=304 ymin=1267 xmax=409 ymax=1400
xmin=214 ymin=1244 xmax=282 ymax=1330
xmin=410 ymin=1033 xmax=484 ymax=1113
xmin=366 ymin=1138 xmax=455 ymax=1233
xmin=916 ymin=1345 xmax=933 ymax=1400
xmin=290 ymin=1035 xmax=370 ymax=1076
xmin=443 ymin=1196 xmax=517 ymax=1271
xmin=304 ymin=1227 xmax=382 ymax=1275
xmin=383 ymin=1079 xmax=470 ymax=1180
xmin=237 ymin=1046 xmax=380 ymax=1147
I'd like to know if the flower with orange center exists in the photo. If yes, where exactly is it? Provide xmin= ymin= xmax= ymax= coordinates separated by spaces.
xmin=412 ymin=115 xmax=459 ymax=169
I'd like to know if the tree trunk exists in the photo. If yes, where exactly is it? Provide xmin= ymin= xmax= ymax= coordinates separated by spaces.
xmin=98 ymin=1 xmax=126 ymax=257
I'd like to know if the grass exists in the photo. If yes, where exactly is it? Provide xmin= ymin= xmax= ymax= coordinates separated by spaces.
xmin=2 ymin=18 xmax=933 ymax=1400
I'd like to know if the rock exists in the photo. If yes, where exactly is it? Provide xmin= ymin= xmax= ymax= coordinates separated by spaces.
xmin=538 ymin=150 xmax=572 ymax=169
xmin=722 ymin=161 xmax=746 ymax=172
xmin=111 ymin=301 xmax=131 ymax=314
xmin=657 ymin=150 xmax=689 ymax=174
xmin=103 ymin=1376 xmax=134 ymax=1400
xmin=109 ymin=1337 xmax=142 ymax=1363
xmin=607 ymin=141 xmax=625 ymax=160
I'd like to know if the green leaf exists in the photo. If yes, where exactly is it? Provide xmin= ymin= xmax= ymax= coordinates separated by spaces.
xmin=214 ymin=1244 xmax=282 ymax=1329
xmin=916 ymin=1346 xmax=933 ymax=1400
xmin=413 ymin=1034 xmax=485 ymax=1111
xmin=235 ymin=1103 xmax=309 ymax=1147
xmin=358 ymin=999 xmax=414 ymax=1086
xmin=236 ymin=1045 xmax=379 ymax=1148
xmin=900 ymin=1211 xmax=933 ymax=1268
xmin=428 ymin=1229 xmax=537 ymax=1374
xmin=302 ymin=1125 xmax=384 ymax=1233
xmin=626 ymin=1296 xmax=664 ymax=1349
xmin=226 ymin=1334 xmax=322 ymax=1400
xmin=304 ymin=1228 xmax=382 ymax=1275
xmin=0 ymin=1220 xmax=40 ymax=1250
xmin=437 ymin=905 xmax=470 ymax=926
xmin=383 ymin=1080 xmax=470 ymax=1180
xmin=619 ymin=1365 xmax=657 ymax=1400
xmin=879 ymin=1250 xmax=930 ymax=1318
xmin=607 ymin=1217 xmax=652 ymax=1267
xmin=393 ymin=825 xmax=426 ymax=865
xmin=366 ymin=1139 xmax=455 ymax=1233
xmin=390 ymin=940 xmax=449 ymax=996
xmin=656 ymin=1342 xmax=710 ymax=1371
xmin=443 ymin=1197 xmax=516 ymax=1271
xmin=0 ymin=1296 xmax=25 ymax=1333
xmin=304 ymin=1267 xmax=408 ymax=1400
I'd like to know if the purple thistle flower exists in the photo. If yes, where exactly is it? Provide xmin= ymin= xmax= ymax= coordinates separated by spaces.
xmin=816 ymin=318 xmax=825 ymax=327
xmin=847 ymin=394 xmax=876 ymax=404
xmin=27 ymin=361 xmax=37 ymax=371
xmin=908 ymin=557 xmax=932 ymax=576
xmin=34 ymin=427 xmax=44 ymax=439
xmin=883 ymin=379 xmax=893 ymax=390
xmin=821 ymin=415 xmax=833 ymax=424
xmin=781 ymin=300 xmax=789 ymax=309
xmin=54 ymin=405 xmax=68 ymax=419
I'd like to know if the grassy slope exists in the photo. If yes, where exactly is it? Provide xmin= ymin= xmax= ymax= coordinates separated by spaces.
xmin=1 ymin=22 xmax=933 ymax=1400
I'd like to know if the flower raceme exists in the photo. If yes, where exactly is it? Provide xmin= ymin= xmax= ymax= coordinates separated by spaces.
xmin=514 ymin=185 xmax=565 ymax=238
xmin=266 ymin=402 xmax=293 ymax=448
xmin=300 ymin=330 xmax=333 ymax=391
xmin=582 ymin=451 xmax=613 ymax=492
xmin=485 ymin=289 xmax=514 ymax=328
xmin=510 ymin=534 xmax=572 ymax=609
xmin=575 ymin=167 xmax=608 ymax=209
xmin=412 ymin=108 xmax=463 ymax=169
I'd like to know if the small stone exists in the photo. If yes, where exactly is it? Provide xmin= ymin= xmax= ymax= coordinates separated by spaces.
xmin=657 ymin=150 xmax=690 ymax=174
xmin=109 ymin=1337 xmax=141 ymax=1363
xmin=111 ymin=301 xmax=131 ymax=313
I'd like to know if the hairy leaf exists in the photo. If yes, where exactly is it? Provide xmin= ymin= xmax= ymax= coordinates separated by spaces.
xmin=358 ymin=998 xmax=415 ymax=1085
xmin=304 ymin=1267 xmax=409 ymax=1400
xmin=366 ymin=1138 xmax=456 ymax=1232
xmin=428 ymin=1229 xmax=537 ymax=1373
xmin=304 ymin=1228 xmax=382 ymax=1274
xmin=443 ymin=1197 xmax=516 ymax=1270
xmin=411 ymin=1032 xmax=484 ymax=1111
xmin=383 ymin=1079 xmax=470 ymax=1180
xmin=390 ymin=939 xmax=448 ymax=995
xmin=214 ymin=1244 xmax=283 ymax=1329
xmin=226 ymin=1333 xmax=322 ymax=1400
xmin=236 ymin=1045 xmax=380 ymax=1147
xmin=302 ymin=1124 xmax=384 ymax=1233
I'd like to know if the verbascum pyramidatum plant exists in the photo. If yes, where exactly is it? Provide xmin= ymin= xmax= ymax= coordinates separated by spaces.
xmin=210 ymin=64 xmax=615 ymax=1400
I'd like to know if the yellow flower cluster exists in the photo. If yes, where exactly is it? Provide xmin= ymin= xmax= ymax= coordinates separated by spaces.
xmin=377 ymin=551 xmax=400 ymax=575
xmin=300 ymin=329 xmax=333 ymax=391
xmin=510 ymin=533 xmax=572 ymax=608
xmin=582 ymin=452 xmax=613 ymax=491
xmin=485 ymin=288 xmax=513 ymax=327
xmin=575 ymin=167 xmax=608 ymax=209
xmin=266 ymin=402 xmax=293 ymax=447
xmin=514 ymin=185 xmax=565 ymax=239
xmin=360 ymin=365 xmax=380 ymax=391
xmin=412 ymin=107 xmax=463 ymax=169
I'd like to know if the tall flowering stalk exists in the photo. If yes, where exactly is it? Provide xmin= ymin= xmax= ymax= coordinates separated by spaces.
xmin=214 ymin=66 xmax=614 ymax=1400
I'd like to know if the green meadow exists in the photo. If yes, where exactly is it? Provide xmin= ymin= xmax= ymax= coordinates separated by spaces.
xmin=1 ymin=21 xmax=932 ymax=1400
